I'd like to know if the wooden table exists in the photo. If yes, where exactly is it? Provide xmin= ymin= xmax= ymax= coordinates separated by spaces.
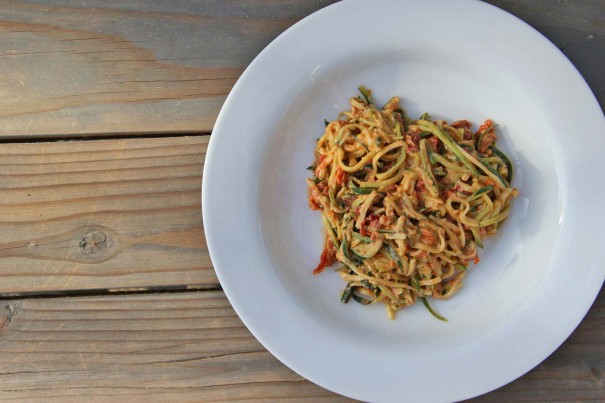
xmin=0 ymin=1 xmax=603 ymax=401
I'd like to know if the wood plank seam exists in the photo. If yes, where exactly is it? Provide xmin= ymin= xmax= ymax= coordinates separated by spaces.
xmin=0 ymin=285 xmax=222 ymax=300
xmin=0 ymin=132 xmax=211 ymax=143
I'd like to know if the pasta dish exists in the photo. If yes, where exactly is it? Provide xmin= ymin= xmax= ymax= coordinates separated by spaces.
xmin=306 ymin=87 xmax=518 ymax=320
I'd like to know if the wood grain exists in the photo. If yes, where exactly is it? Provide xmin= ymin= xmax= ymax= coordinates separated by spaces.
xmin=0 ymin=136 xmax=216 ymax=294
xmin=485 ymin=0 xmax=605 ymax=111
xmin=0 ymin=0 xmax=338 ymax=137
xmin=1 ymin=0 xmax=602 ymax=138
xmin=0 ymin=289 xmax=602 ymax=401
xmin=0 ymin=291 xmax=349 ymax=402
xmin=0 ymin=1 xmax=602 ymax=401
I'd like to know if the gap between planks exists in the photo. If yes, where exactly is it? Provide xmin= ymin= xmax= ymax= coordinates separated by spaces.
xmin=0 ymin=131 xmax=211 ymax=144
xmin=0 ymin=284 xmax=222 ymax=300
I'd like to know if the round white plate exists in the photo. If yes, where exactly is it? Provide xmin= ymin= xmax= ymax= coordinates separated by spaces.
xmin=202 ymin=0 xmax=605 ymax=401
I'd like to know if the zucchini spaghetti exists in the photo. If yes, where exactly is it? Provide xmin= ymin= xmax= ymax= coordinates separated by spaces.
xmin=306 ymin=87 xmax=518 ymax=320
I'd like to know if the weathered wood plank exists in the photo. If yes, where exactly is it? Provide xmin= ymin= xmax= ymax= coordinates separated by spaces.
xmin=0 ymin=292 xmax=349 ymax=402
xmin=0 ymin=0 xmax=338 ymax=137
xmin=484 ymin=0 xmax=604 ymax=111
xmin=0 ymin=136 xmax=216 ymax=294
xmin=0 ymin=289 xmax=602 ymax=401
xmin=0 ymin=0 xmax=602 ymax=138
xmin=472 ymin=286 xmax=605 ymax=401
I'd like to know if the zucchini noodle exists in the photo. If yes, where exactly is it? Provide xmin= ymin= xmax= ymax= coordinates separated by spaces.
xmin=306 ymin=87 xmax=518 ymax=320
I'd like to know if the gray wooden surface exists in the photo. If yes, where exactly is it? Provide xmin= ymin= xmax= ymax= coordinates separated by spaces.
xmin=0 ymin=0 xmax=603 ymax=401
xmin=485 ymin=0 xmax=604 ymax=112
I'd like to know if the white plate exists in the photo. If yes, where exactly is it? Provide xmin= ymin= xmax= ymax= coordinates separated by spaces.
xmin=202 ymin=0 xmax=605 ymax=401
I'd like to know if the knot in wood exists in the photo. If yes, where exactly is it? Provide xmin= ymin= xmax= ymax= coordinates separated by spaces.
xmin=590 ymin=364 xmax=604 ymax=385
xmin=80 ymin=231 xmax=107 ymax=254
xmin=0 ymin=304 xmax=17 ymax=334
